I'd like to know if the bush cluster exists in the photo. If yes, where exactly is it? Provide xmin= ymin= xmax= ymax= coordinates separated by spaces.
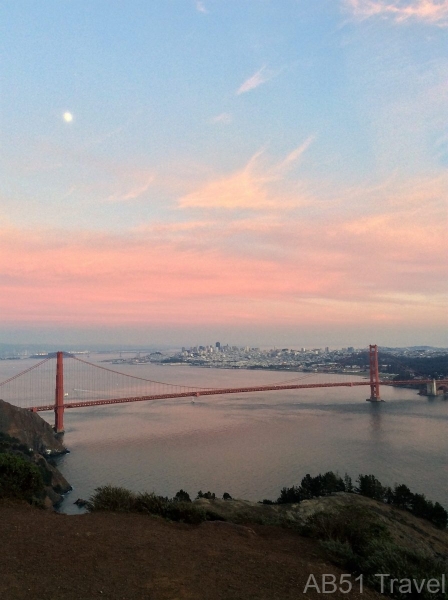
xmin=196 ymin=490 xmax=215 ymax=500
xmin=303 ymin=505 xmax=448 ymax=600
xmin=358 ymin=475 xmax=447 ymax=529
xmin=0 ymin=432 xmax=32 ymax=456
xmin=277 ymin=471 xmax=349 ymax=504
xmin=276 ymin=472 xmax=447 ymax=529
xmin=0 ymin=453 xmax=44 ymax=503
xmin=87 ymin=485 xmax=207 ymax=524
xmin=196 ymin=490 xmax=232 ymax=500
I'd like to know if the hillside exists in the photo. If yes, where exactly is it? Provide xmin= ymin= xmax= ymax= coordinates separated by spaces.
xmin=196 ymin=493 xmax=448 ymax=560
xmin=0 ymin=500 xmax=382 ymax=600
xmin=1 ymin=492 xmax=448 ymax=600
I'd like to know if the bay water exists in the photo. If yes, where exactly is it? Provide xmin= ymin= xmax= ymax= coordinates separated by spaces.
xmin=1 ymin=355 xmax=447 ymax=513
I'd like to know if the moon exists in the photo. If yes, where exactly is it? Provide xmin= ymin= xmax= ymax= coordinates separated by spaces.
xmin=63 ymin=112 xmax=73 ymax=123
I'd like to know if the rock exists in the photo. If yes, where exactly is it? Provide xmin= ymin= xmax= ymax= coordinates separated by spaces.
xmin=0 ymin=400 xmax=71 ymax=507
xmin=0 ymin=399 xmax=67 ymax=456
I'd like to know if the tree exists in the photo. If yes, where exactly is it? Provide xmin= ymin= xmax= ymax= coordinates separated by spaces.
xmin=196 ymin=490 xmax=215 ymax=500
xmin=299 ymin=472 xmax=345 ymax=499
xmin=298 ymin=474 xmax=319 ymax=499
xmin=430 ymin=502 xmax=448 ymax=529
xmin=344 ymin=473 xmax=354 ymax=493
xmin=173 ymin=489 xmax=191 ymax=503
xmin=320 ymin=471 xmax=345 ymax=495
xmin=356 ymin=474 xmax=385 ymax=501
xmin=410 ymin=493 xmax=431 ymax=519
xmin=277 ymin=485 xmax=301 ymax=504
xmin=391 ymin=484 xmax=413 ymax=510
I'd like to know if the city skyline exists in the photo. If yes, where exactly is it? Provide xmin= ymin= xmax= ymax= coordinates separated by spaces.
xmin=1 ymin=1 xmax=447 ymax=348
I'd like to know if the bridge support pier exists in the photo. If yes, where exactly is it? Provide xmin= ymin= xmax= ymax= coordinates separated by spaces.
xmin=54 ymin=351 xmax=65 ymax=433
xmin=426 ymin=379 xmax=439 ymax=397
xmin=367 ymin=344 xmax=383 ymax=402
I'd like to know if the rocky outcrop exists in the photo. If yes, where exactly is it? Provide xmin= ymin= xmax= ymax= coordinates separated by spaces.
xmin=0 ymin=400 xmax=71 ymax=507
xmin=0 ymin=399 xmax=67 ymax=455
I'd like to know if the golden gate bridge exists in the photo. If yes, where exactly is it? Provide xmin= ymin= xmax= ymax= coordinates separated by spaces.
xmin=0 ymin=345 xmax=445 ymax=433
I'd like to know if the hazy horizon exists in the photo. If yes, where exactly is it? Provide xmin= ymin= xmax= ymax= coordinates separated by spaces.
xmin=0 ymin=326 xmax=446 ymax=352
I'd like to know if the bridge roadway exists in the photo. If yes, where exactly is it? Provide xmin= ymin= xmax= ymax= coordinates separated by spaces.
xmin=30 ymin=379 xmax=441 ymax=412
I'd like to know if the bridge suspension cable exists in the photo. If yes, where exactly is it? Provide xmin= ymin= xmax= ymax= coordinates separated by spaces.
xmin=70 ymin=355 xmax=215 ymax=391
xmin=0 ymin=357 xmax=52 ymax=388
xmin=1 ymin=346 xmax=445 ymax=434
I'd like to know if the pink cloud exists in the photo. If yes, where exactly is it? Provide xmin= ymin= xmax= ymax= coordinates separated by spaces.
xmin=178 ymin=144 xmax=313 ymax=210
xmin=1 ymin=165 xmax=446 ymax=333
xmin=106 ymin=174 xmax=155 ymax=202
xmin=344 ymin=0 xmax=448 ymax=26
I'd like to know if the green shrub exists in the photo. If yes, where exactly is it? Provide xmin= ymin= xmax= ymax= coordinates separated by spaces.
xmin=133 ymin=492 xmax=167 ymax=516
xmin=36 ymin=457 xmax=53 ymax=486
xmin=88 ymin=486 xmax=207 ymax=524
xmin=164 ymin=501 xmax=206 ymax=524
xmin=276 ymin=471 xmax=447 ymax=529
xmin=0 ymin=453 xmax=44 ymax=502
xmin=303 ymin=505 xmax=448 ymax=599
xmin=87 ymin=485 xmax=135 ymax=512
xmin=0 ymin=432 xmax=33 ymax=456
xmin=302 ymin=505 xmax=390 ymax=554
xmin=322 ymin=538 xmax=448 ymax=599
xmin=320 ymin=539 xmax=359 ymax=570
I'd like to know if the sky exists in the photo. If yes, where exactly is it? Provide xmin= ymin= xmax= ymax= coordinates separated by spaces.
xmin=0 ymin=0 xmax=447 ymax=349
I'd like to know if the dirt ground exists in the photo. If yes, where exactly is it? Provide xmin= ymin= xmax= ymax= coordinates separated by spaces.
xmin=0 ymin=502 xmax=383 ymax=600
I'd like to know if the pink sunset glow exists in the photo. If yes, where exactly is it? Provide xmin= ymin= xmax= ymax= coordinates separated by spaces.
xmin=1 ymin=1 xmax=447 ymax=347
xmin=2 ymin=167 xmax=446 ymax=338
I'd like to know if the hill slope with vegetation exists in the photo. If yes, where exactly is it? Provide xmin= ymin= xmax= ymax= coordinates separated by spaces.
xmin=0 ymin=400 xmax=71 ymax=507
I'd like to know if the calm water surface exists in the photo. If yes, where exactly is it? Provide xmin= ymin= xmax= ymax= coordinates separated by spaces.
xmin=1 ymin=356 xmax=447 ymax=513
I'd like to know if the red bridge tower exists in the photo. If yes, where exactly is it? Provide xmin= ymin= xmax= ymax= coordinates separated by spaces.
xmin=367 ymin=344 xmax=382 ymax=402
xmin=54 ymin=351 xmax=65 ymax=433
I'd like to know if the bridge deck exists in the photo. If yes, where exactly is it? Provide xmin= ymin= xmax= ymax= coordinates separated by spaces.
xmin=31 ymin=379 xmax=437 ymax=412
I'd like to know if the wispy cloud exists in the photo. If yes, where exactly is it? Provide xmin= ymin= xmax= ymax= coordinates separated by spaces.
xmin=195 ymin=1 xmax=208 ymax=14
xmin=210 ymin=112 xmax=233 ymax=124
xmin=272 ymin=136 xmax=315 ymax=175
xmin=178 ymin=140 xmax=314 ymax=210
xmin=107 ymin=174 xmax=155 ymax=202
xmin=237 ymin=66 xmax=274 ymax=95
xmin=343 ymin=0 xmax=448 ymax=26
